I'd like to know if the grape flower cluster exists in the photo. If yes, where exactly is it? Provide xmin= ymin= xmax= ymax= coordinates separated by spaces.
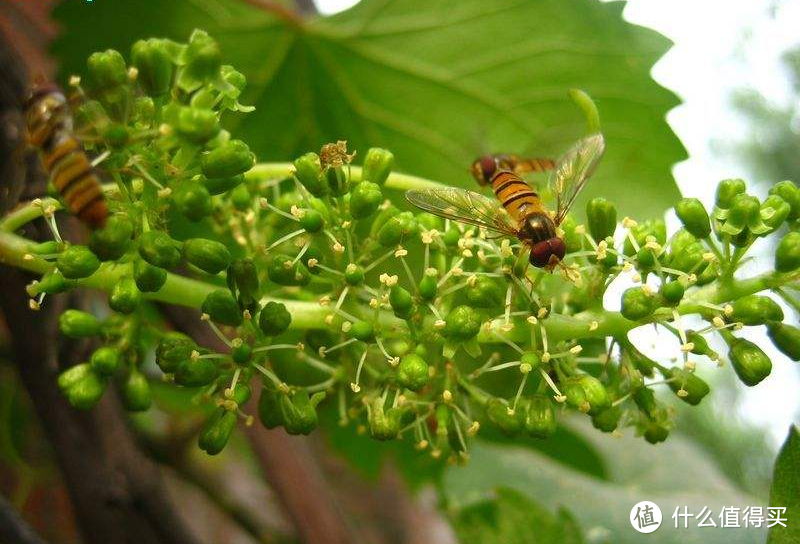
xmin=2 ymin=31 xmax=799 ymax=462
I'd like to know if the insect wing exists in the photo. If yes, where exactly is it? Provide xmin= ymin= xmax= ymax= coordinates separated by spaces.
xmin=405 ymin=188 xmax=518 ymax=237
xmin=550 ymin=133 xmax=605 ymax=224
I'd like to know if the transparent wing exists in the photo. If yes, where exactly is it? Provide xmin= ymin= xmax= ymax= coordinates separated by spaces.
xmin=405 ymin=188 xmax=518 ymax=237
xmin=549 ymin=133 xmax=605 ymax=224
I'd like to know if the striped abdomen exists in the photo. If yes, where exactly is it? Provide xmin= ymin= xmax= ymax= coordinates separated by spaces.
xmin=26 ymin=88 xmax=107 ymax=229
xmin=491 ymin=171 xmax=544 ymax=221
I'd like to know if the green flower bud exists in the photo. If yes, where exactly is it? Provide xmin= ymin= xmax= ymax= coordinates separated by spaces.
xmin=258 ymin=301 xmax=291 ymax=336
xmin=299 ymin=210 xmax=324 ymax=233
xmin=57 ymin=362 xmax=92 ymax=392
xmin=465 ymin=276 xmax=503 ymax=308
xmin=396 ymin=354 xmax=429 ymax=391
xmin=33 ymin=272 xmax=76 ymax=295
xmin=644 ymin=422 xmax=669 ymax=444
xmin=138 ymin=231 xmax=182 ymax=269
xmin=166 ymin=104 xmax=218 ymax=144
xmin=721 ymin=193 xmax=760 ymax=235
xmin=231 ymin=342 xmax=252 ymax=365
xmin=131 ymin=38 xmax=173 ymax=95
xmin=155 ymin=332 xmax=195 ymax=374
xmin=686 ymin=330 xmax=719 ymax=360
xmin=416 ymin=212 xmax=443 ymax=232
xmin=59 ymin=309 xmax=101 ymax=338
xmin=101 ymin=123 xmax=129 ymax=148
xmin=560 ymin=215 xmax=583 ymax=253
xmin=586 ymin=197 xmax=617 ymax=242
xmin=367 ymin=398 xmax=403 ymax=441
xmin=377 ymin=211 xmax=418 ymax=247
xmin=442 ymin=226 xmax=460 ymax=247
xmin=369 ymin=204 xmax=399 ymax=238
xmin=362 ymin=148 xmax=394 ymax=186
xmin=133 ymin=259 xmax=167 ymax=292
xmin=769 ymin=180 xmax=800 ymax=220
xmin=715 ymin=178 xmax=746 ymax=210
xmin=281 ymin=389 xmax=323 ymax=435
xmin=121 ymin=369 xmax=152 ymax=412
xmin=203 ymin=173 xmax=244 ymax=195
xmin=520 ymin=352 xmax=541 ymax=374
xmin=562 ymin=374 xmax=611 ymax=415
xmin=227 ymin=258 xmax=259 ymax=311
xmin=730 ymin=295 xmax=783 ymax=325
xmin=64 ymin=369 xmax=107 ymax=410
xmin=179 ymin=30 xmax=222 ymax=90
xmin=87 ymin=49 xmax=127 ymax=89
xmin=90 ymin=346 xmax=121 ymax=376
xmin=625 ymin=344 xmax=657 ymax=378
xmin=624 ymin=219 xmax=666 ymax=256
xmin=636 ymin=246 xmax=656 ymax=270
xmin=174 ymin=181 xmax=212 ymax=222
xmin=633 ymin=387 xmax=659 ymax=419
xmin=760 ymin=194 xmax=791 ymax=234
xmin=729 ymin=338 xmax=772 ymax=386
xmin=418 ymin=274 xmax=438 ymax=302
xmin=775 ymin=231 xmax=800 ymax=272
xmin=389 ymin=285 xmax=413 ymax=318
xmin=198 ymin=409 xmax=236 ymax=455
xmin=258 ymin=389 xmax=283 ymax=429
xmin=486 ymin=398 xmax=523 ymax=437
xmin=175 ymin=355 xmax=220 ymax=387
xmin=621 ymin=287 xmax=656 ymax=321
xmin=349 ymin=181 xmax=382 ymax=219
xmin=523 ymin=395 xmax=557 ymax=438
xmin=293 ymin=152 xmax=325 ymax=197
xmin=89 ymin=214 xmax=133 ymax=261
xmin=668 ymin=230 xmax=708 ymax=275
xmin=201 ymin=140 xmax=255 ymax=179
xmin=57 ymin=245 xmax=100 ymax=279
xmin=133 ymin=96 xmax=155 ymax=124
xmin=183 ymin=238 xmax=231 ymax=274
xmin=696 ymin=262 xmax=719 ymax=286
xmin=109 ymin=276 xmax=141 ymax=314
xmin=229 ymin=184 xmax=251 ymax=211
xmin=591 ymin=405 xmax=621 ymax=433
xmin=767 ymin=323 xmax=800 ymax=361
xmin=348 ymin=320 xmax=374 ymax=342
xmin=344 ymin=263 xmax=364 ymax=286
xmin=667 ymin=368 xmax=710 ymax=405
xmin=266 ymin=254 xmax=311 ymax=286
xmin=324 ymin=165 xmax=349 ymax=197
xmin=660 ymin=281 xmax=684 ymax=306
xmin=202 ymin=290 xmax=242 ymax=327
xmin=675 ymin=197 xmax=711 ymax=238
xmin=443 ymin=305 xmax=482 ymax=341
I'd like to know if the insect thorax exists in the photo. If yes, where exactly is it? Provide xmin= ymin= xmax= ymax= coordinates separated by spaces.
xmin=518 ymin=212 xmax=556 ymax=244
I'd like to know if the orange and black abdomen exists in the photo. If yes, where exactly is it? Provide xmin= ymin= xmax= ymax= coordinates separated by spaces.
xmin=27 ymin=88 xmax=107 ymax=229
xmin=491 ymin=171 xmax=544 ymax=220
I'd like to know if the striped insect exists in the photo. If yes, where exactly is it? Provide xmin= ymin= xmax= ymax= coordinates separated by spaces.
xmin=24 ymin=82 xmax=107 ymax=229
xmin=406 ymin=133 xmax=605 ymax=269
xmin=470 ymin=153 xmax=556 ymax=186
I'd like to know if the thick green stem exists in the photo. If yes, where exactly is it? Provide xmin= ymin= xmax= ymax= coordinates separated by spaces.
xmin=246 ymin=162 xmax=444 ymax=191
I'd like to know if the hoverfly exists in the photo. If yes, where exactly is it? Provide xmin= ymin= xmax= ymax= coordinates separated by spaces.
xmin=470 ymin=154 xmax=556 ymax=186
xmin=24 ymin=81 xmax=108 ymax=229
xmin=406 ymin=133 xmax=605 ymax=269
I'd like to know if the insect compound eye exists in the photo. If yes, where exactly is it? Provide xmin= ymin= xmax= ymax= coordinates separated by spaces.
xmin=529 ymin=240 xmax=553 ymax=268
xmin=549 ymin=237 xmax=566 ymax=262
xmin=479 ymin=155 xmax=497 ymax=180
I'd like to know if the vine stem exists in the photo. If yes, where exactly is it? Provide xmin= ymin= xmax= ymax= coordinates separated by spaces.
xmin=1 ymin=163 xmax=796 ymax=343
xmin=246 ymin=162 xmax=444 ymax=191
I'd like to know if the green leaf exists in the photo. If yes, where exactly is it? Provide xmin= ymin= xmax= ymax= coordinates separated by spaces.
xmin=451 ymin=487 xmax=585 ymax=544
xmin=53 ymin=0 xmax=684 ymax=218
xmin=767 ymin=425 xmax=800 ymax=544
xmin=444 ymin=419 xmax=766 ymax=544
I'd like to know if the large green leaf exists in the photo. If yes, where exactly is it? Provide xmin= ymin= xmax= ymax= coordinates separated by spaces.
xmin=452 ymin=487 xmax=584 ymax=544
xmin=767 ymin=426 xmax=799 ymax=544
xmin=444 ymin=419 xmax=766 ymax=544
xmin=53 ymin=0 xmax=684 ymax=218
